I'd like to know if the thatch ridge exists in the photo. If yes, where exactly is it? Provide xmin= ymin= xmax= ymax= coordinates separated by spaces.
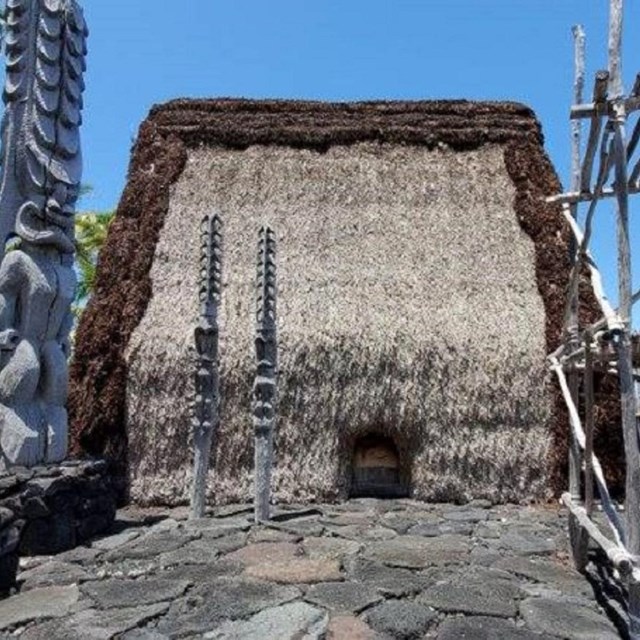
xmin=69 ymin=98 xmax=621 ymax=502
xmin=147 ymin=98 xmax=542 ymax=152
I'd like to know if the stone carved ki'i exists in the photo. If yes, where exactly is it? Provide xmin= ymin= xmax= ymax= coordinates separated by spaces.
xmin=0 ymin=0 xmax=88 ymax=469
xmin=253 ymin=226 xmax=277 ymax=522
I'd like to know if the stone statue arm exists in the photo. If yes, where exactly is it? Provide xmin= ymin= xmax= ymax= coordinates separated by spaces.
xmin=0 ymin=252 xmax=24 ymax=351
xmin=57 ymin=308 xmax=75 ymax=359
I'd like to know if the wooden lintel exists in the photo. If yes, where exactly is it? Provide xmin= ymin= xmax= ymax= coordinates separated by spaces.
xmin=570 ymin=96 xmax=640 ymax=119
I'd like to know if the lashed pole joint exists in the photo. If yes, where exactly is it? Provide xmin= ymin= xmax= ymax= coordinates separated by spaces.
xmin=253 ymin=226 xmax=277 ymax=523
xmin=190 ymin=214 xmax=223 ymax=519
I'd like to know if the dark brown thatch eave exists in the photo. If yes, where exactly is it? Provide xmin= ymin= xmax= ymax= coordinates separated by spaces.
xmin=147 ymin=98 xmax=543 ymax=152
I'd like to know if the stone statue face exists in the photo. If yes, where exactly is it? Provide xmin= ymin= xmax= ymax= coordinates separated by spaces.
xmin=15 ymin=198 xmax=75 ymax=254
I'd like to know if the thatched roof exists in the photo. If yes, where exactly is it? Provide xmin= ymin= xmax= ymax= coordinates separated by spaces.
xmin=69 ymin=99 xmax=621 ymax=505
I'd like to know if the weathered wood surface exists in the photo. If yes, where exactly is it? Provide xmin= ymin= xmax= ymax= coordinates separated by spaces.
xmin=546 ymin=182 xmax=640 ymax=204
xmin=568 ymin=24 xmax=586 ymax=504
xmin=562 ymin=493 xmax=635 ymax=579
xmin=580 ymin=71 xmax=609 ymax=193
xmin=253 ymin=226 xmax=277 ymax=523
xmin=561 ymin=206 xmax=621 ymax=332
xmin=552 ymin=360 xmax=626 ymax=545
xmin=190 ymin=214 xmax=223 ymax=519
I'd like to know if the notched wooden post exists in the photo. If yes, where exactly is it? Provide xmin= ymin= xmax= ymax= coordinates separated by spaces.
xmin=190 ymin=214 xmax=223 ymax=519
xmin=253 ymin=226 xmax=277 ymax=523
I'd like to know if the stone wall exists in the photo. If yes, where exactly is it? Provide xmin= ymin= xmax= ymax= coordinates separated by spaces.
xmin=0 ymin=461 xmax=116 ymax=595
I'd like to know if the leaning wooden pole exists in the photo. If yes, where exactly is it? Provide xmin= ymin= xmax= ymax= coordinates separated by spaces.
xmin=608 ymin=1 xmax=640 ymax=635
xmin=190 ymin=214 xmax=223 ymax=519
xmin=253 ymin=226 xmax=278 ymax=523
xmin=568 ymin=24 xmax=586 ymax=504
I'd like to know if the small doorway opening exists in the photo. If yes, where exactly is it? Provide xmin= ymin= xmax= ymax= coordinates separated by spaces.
xmin=350 ymin=434 xmax=409 ymax=498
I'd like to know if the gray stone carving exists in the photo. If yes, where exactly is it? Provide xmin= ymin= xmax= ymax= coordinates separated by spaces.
xmin=190 ymin=214 xmax=222 ymax=518
xmin=0 ymin=0 xmax=88 ymax=470
xmin=253 ymin=226 xmax=277 ymax=522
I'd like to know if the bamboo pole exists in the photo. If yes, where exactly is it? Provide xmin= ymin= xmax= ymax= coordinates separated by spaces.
xmin=568 ymin=24 xmax=586 ymax=503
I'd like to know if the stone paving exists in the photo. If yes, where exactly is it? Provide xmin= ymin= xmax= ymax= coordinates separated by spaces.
xmin=0 ymin=499 xmax=625 ymax=639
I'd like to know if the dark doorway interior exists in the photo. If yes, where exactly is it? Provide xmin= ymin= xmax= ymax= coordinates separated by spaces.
xmin=350 ymin=434 xmax=409 ymax=498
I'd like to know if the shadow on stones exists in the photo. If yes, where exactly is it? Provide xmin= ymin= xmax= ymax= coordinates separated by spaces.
xmin=585 ymin=549 xmax=631 ymax=640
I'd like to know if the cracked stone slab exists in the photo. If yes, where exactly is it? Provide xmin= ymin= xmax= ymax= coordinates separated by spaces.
xmin=474 ymin=521 xmax=504 ymax=539
xmin=102 ymin=528 xmax=199 ymax=562
xmin=325 ymin=524 xmax=397 ymax=542
xmin=326 ymin=615 xmax=378 ymax=639
xmin=183 ymin=518 xmax=250 ymax=536
xmin=304 ymin=581 xmax=383 ymax=613
xmin=245 ymin=558 xmax=343 ymax=583
xmin=248 ymin=527 xmax=301 ymax=544
xmin=436 ymin=615 xmax=557 ymax=639
xmin=365 ymin=534 xmax=469 ymax=568
xmin=320 ymin=512 xmax=376 ymax=527
xmin=407 ymin=521 xmax=474 ymax=536
xmin=19 ymin=560 xmax=90 ymax=591
xmin=469 ymin=545 xmax=504 ymax=566
xmin=346 ymin=557 xmax=434 ymax=596
xmin=225 ymin=541 xmax=301 ymax=566
xmin=81 ymin=577 xmax=189 ymax=609
xmin=365 ymin=600 xmax=437 ymax=638
xmin=19 ymin=603 xmax=171 ymax=640
xmin=418 ymin=569 xmax=520 ymax=618
xmin=0 ymin=584 xmax=80 ymax=630
xmin=268 ymin=519 xmax=325 ymax=537
xmin=203 ymin=601 xmax=328 ymax=639
xmin=156 ymin=578 xmax=301 ymax=637
xmin=519 ymin=597 xmax=619 ymax=639
xmin=55 ymin=546 xmax=104 ymax=565
xmin=203 ymin=531 xmax=248 ymax=555
xmin=442 ymin=507 xmax=490 ymax=522
xmin=492 ymin=556 xmax=594 ymax=597
xmin=490 ymin=530 xmax=557 ymax=556
xmin=120 ymin=630 xmax=171 ymax=640
xmin=156 ymin=558 xmax=243 ymax=584
xmin=157 ymin=538 xmax=222 ymax=567
xmin=303 ymin=536 xmax=361 ymax=560
xmin=91 ymin=529 xmax=141 ymax=551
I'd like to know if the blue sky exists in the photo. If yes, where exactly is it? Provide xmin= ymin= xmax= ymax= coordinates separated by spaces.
xmin=79 ymin=0 xmax=639 ymax=311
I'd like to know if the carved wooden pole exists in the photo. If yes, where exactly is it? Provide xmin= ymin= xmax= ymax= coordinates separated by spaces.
xmin=0 ymin=0 xmax=87 ymax=469
xmin=190 ymin=214 xmax=222 ymax=519
xmin=253 ymin=226 xmax=277 ymax=523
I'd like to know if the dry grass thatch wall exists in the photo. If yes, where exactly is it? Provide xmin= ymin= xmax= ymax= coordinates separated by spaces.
xmin=69 ymin=99 xmax=620 ymax=506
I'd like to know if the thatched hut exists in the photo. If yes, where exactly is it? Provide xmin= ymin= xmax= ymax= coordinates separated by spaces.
xmin=69 ymin=99 xmax=615 ymax=506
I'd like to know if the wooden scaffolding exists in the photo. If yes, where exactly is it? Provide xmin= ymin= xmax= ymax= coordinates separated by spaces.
xmin=546 ymin=1 xmax=640 ymax=635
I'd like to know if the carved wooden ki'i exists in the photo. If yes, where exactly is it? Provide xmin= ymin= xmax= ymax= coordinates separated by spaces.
xmin=253 ymin=226 xmax=277 ymax=522
xmin=190 ymin=214 xmax=223 ymax=518
xmin=0 ymin=0 xmax=88 ymax=470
